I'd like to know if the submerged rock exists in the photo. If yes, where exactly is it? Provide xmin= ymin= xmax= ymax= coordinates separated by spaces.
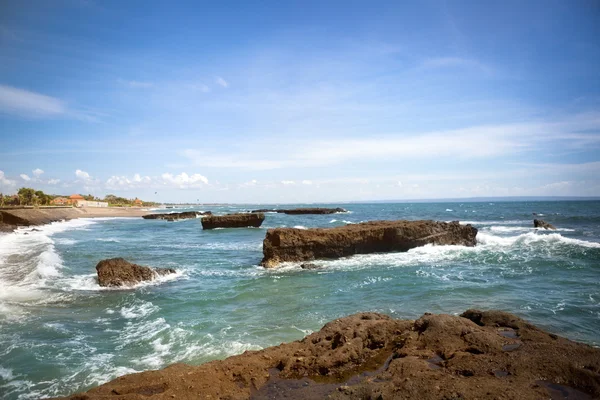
xmin=534 ymin=219 xmax=556 ymax=230
xmin=95 ymin=258 xmax=176 ymax=287
xmin=142 ymin=211 xmax=211 ymax=221
xmin=261 ymin=220 xmax=477 ymax=268
xmin=251 ymin=207 xmax=347 ymax=214
xmin=54 ymin=309 xmax=600 ymax=400
xmin=201 ymin=213 xmax=265 ymax=229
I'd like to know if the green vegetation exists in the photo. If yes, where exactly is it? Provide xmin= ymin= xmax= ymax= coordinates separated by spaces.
xmin=0 ymin=189 xmax=159 ymax=208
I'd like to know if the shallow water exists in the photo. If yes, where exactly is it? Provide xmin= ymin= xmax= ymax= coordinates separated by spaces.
xmin=0 ymin=201 xmax=599 ymax=399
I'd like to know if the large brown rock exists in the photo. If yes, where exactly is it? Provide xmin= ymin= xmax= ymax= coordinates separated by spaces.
xmin=533 ymin=219 xmax=556 ymax=230
xmin=142 ymin=211 xmax=211 ymax=221
xmin=252 ymin=207 xmax=347 ymax=214
xmin=54 ymin=309 xmax=600 ymax=400
xmin=95 ymin=258 xmax=176 ymax=287
xmin=201 ymin=213 xmax=265 ymax=229
xmin=261 ymin=220 xmax=478 ymax=268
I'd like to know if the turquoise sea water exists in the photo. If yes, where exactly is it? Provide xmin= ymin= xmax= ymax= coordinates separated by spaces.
xmin=1 ymin=201 xmax=599 ymax=399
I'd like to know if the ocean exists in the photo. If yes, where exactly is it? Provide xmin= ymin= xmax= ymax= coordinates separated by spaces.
xmin=0 ymin=201 xmax=599 ymax=399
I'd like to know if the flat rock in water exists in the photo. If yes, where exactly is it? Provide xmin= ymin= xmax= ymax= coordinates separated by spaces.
xmin=95 ymin=257 xmax=176 ymax=287
xmin=54 ymin=309 xmax=600 ymax=400
xmin=251 ymin=207 xmax=346 ymax=214
xmin=142 ymin=211 xmax=211 ymax=221
xmin=201 ymin=213 xmax=265 ymax=229
xmin=261 ymin=220 xmax=478 ymax=268
xmin=533 ymin=219 xmax=556 ymax=230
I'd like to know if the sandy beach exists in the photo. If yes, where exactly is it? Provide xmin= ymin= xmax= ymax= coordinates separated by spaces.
xmin=0 ymin=207 xmax=150 ymax=232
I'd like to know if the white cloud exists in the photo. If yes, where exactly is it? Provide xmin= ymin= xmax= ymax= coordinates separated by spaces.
xmin=420 ymin=57 xmax=493 ymax=74
xmin=75 ymin=169 xmax=91 ymax=180
xmin=0 ymin=170 xmax=16 ymax=187
xmin=397 ymin=181 xmax=403 ymax=186
xmin=281 ymin=180 xmax=295 ymax=185
xmin=20 ymin=174 xmax=31 ymax=181
xmin=215 ymin=76 xmax=229 ymax=88
xmin=119 ymin=79 xmax=154 ymax=88
xmin=160 ymin=172 xmax=208 ymax=188
xmin=302 ymin=180 xmax=312 ymax=185
xmin=32 ymin=168 xmax=44 ymax=177
xmin=181 ymin=113 xmax=600 ymax=170
xmin=0 ymin=84 xmax=66 ymax=117
xmin=48 ymin=178 xmax=60 ymax=185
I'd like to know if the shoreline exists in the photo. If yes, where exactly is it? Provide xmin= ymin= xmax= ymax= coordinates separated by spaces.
xmin=53 ymin=309 xmax=600 ymax=399
xmin=0 ymin=207 xmax=150 ymax=232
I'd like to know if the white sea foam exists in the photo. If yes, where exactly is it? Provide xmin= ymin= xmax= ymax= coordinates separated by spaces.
xmin=293 ymin=225 xmax=307 ymax=229
xmin=446 ymin=209 xmax=453 ymax=212
xmin=96 ymin=238 xmax=120 ymax=243
xmin=0 ymin=366 xmax=14 ymax=380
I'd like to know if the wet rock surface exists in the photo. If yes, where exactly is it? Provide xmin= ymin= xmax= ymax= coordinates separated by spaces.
xmin=251 ymin=208 xmax=347 ymax=214
xmin=95 ymin=258 xmax=176 ymax=287
xmin=54 ymin=309 xmax=600 ymax=400
xmin=201 ymin=213 xmax=265 ymax=229
xmin=142 ymin=211 xmax=211 ymax=221
xmin=261 ymin=220 xmax=478 ymax=268
xmin=534 ymin=219 xmax=557 ymax=230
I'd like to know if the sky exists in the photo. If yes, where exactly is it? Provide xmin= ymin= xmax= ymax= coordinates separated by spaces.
xmin=0 ymin=0 xmax=599 ymax=203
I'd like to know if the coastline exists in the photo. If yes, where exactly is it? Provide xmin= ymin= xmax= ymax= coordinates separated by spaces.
xmin=53 ymin=309 xmax=600 ymax=399
xmin=0 ymin=207 xmax=150 ymax=232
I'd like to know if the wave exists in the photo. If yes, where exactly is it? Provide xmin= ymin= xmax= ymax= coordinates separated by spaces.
xmin=59 ymin=269 xmax=187 ymax=292
xmin=476 ymin=231 xmax=600 ymax=248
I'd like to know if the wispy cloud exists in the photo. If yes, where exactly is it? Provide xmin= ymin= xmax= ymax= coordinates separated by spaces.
xmin=118 ymin=79 xmax=154 ymax=89
xmin=75 ymin=169 xmax=91 ymax=180
xmin=215 ymin=76 xmax=229 ymax=88
xmin=20 ymin=174 xmax=31 ymax=181
xmin=32 ymin=168 xmax=44 ymax=177
xmin=419 ymin=57 xmax=493 ymax=74
xmin=0 ymin=171 xmax=16 ymax=187
xmin=0 ymin=84 xmax=66 ymax=117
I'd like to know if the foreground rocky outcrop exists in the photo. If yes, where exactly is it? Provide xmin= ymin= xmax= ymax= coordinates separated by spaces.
xmin=252 ymin=207 xmax=347 ymax=214
xmin=54 ymin=309 xmax=600 ymax=400
xmin=261 ymin=220 xmax=478 ymax=268
xmin=142 ymin=211 xmax=212 ymax=221
xmin=96 ymin=258 xmax=176 ymax=287
xmin=533 ymin=219 xmax=556 ymax=230
xmin=201 ymin=213 xmax=265 ymax=229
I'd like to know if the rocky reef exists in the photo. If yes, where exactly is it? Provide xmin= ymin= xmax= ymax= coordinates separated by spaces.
xmin=261 ymin=220 xmax=478 ymax=268
xmin=252 ymin=207 xmax=347 ymax=214
xmin=54 ymin=309 xmax=600 ymax=400
xmin=533 ymin=219 xmax=556 ymax=230
xmin=96 ymin=258 xmax=176 ymax=287
xmin=142 ymin=211 xmax=211 ymax=221
xmin=201 ymin=213 xmax=265 ymax=229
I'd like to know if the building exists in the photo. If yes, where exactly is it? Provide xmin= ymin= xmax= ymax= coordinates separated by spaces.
xmin=68 ymin=194 xmax=108 ymax=208
xmin=76 ymin=200 xmax=108 ymax=208
xmin=51 ymin=197 xmax=69 ymax=205
xmin=68 ymin=194 xmax=84 ymax=205
xmin=133 ymin=198 xmax=143 ymax=207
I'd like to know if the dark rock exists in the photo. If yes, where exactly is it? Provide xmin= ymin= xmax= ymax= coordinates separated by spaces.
xmin=261 ymin=220 xmax=478 ymax=268
xmin=142 ymin=211 xmax=211 ymax=221
xmin=251 ymin=208 xmax=346 ymax=215
xmin=533 ymin=219 xmax=556 ymax=230
xmin=95 ymin=258 xmax=176 ymax=287
xmin=201 ymin=213 xmax=265 ymax=229
xmin=55 ymin=310 xmax=600 ymax=400
xmin=300 ymin=263 xmax=321 ymax=270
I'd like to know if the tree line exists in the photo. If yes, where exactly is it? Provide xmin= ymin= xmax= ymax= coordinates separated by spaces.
xmin=0 ymin=188 xmax=158 ymax=207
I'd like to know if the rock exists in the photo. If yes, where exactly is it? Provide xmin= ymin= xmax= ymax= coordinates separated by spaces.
xmin=261 ymin=220 xmax=477 ymax=268
xmin=54 ymin=309 xmax=600 ymax=400
xmin=533 ymin=219 xmax=556 ymax=230
xmin=142 ymin=211 xmax=211 ymax=221
xmin=251 ymin=208 xmax=347 ymax=214
xmin=201 ymin=213 xmax=265 ymax=229
xmin=300 ymin=263 xmax=321 ymax=270
xmin=95 ymin=258 xmax=176 ymax=287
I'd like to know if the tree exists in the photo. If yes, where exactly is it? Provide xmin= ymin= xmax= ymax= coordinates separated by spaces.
xmin=18 ymin=187 xmax=35 ymax=206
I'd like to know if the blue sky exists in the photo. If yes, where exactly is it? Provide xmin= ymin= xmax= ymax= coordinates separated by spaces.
xmin=1 ymin=0 xmax=599 ymax=203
